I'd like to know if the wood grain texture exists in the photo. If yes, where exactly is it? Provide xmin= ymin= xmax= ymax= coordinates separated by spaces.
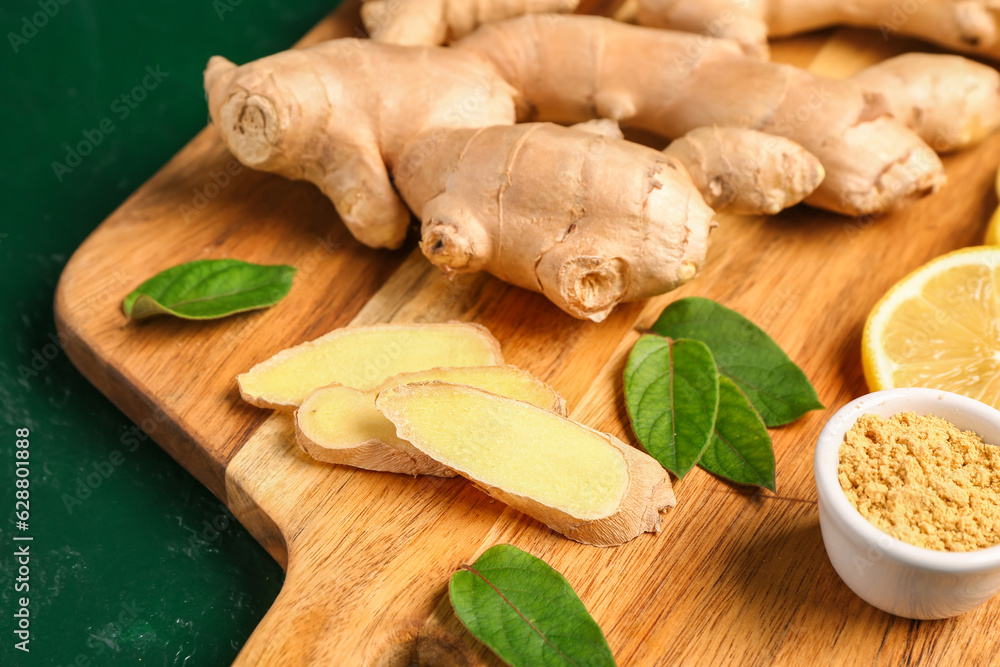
xmin=54 ymin=3 xmax=1000 ymax=665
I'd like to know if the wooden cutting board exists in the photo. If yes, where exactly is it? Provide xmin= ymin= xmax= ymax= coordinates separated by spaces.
xmin=53 ymin=1 xmax=1000 ymax=664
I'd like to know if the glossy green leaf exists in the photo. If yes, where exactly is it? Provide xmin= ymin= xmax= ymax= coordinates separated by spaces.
xmin=624 ymin=335 xmax=719 ymax=479
xmin=652 ymin=297 xmax=823 ymax=426
xmin=122 ymin=259 xmax=296 ymax=321
xmin=450 ymin=545 xmax=615 ymax=667
xmin=699 ymin=376 xmax=776 ymax=492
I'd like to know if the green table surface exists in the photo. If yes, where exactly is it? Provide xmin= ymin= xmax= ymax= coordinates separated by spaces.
xmin=0 ymin=2 xmax=336 ymax=664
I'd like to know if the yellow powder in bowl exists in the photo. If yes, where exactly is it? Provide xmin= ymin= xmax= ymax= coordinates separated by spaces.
xmin=838 ymin=412 xmax=1000 ymax=552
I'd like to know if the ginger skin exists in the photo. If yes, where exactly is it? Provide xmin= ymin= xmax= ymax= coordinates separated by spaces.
xmin=204 ymin=18 xmax=956 ymax=220
xmin=849 ymin=53 xmax=1000 ymax=153
xmin=582 ymin=121 xmax=825 ymax=215
xmin=363 ymin=0 xmax=1000 ymax=79
xmin=663 ymin=127 xmax=825 ymax=215
xmin=361 ymin=0 xmax=579 ymax=45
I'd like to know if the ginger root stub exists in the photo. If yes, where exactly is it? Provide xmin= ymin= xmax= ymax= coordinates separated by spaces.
xmin=376 ymin=381 xmax=676 ymax=546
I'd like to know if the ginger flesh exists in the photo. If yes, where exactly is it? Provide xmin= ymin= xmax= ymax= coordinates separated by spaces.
xmin=295 ymin=384 xmax=458 ymax=477
xmin=376 ymin=382 xmax=676 ymax=546
xmin=378 ymin=382 xmax=628 ymax=517
xmin=299 ymin=386 xmax=400 ymax=455
xmin=296 ymin=365 xmax=566 ymax=476
xmin=237 ymin=323 xmax=503 ymax=410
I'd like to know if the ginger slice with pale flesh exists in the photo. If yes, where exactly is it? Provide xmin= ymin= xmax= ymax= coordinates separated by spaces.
xmin=237 ymin=323 xmax=503 ymax=411
xmin=296 ymin=365 xmax=566 ymax=476
xmin=376 ymin=381 xmax=675 ymax=546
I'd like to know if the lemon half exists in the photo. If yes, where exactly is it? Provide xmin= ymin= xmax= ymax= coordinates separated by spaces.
xmin=862 ymin=246 xmax=1000 ymax=408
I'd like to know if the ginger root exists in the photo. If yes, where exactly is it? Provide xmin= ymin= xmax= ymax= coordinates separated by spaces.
xmin=295 ymin=365 xmax=566 ymax=476
xmin=204 ymin=39 xmax=716 ymax=320
xmin=663 ymin=127 xmax=825 ymax=215
xmin=397 ymin=122 xmax=713 ymax=320
xmin=455 ymin=15 xmax=947 ymax=216
xmin=237 ymin=323 xmax=503 ymax=410
xmin=205 ymin=15 xmax=998 ymax=319
xmin=849 ymin=53 xmax=1000 ymax=153
xmin=204 ymin=41 xmax=514 ymax=250
xmin=637 ymin=0 xmax=1000 ymax=62
xmin=375 ymin=381 xmax=676 ymax=546
xmin=552 ymin=120 xmax=824 ymax=216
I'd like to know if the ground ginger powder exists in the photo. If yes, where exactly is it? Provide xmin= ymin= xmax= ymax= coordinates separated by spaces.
xmin=838 ymin=412 xmax=1000 ymax=551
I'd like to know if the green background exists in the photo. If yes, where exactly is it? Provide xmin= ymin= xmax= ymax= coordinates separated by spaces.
xmin=0 ymin=1 xmax=334 ymax=664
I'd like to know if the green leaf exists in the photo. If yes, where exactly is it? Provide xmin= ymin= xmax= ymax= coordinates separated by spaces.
xmin=122 ymin=259 xmax=296 ymax=321
xmin=624 ymin=335 xmax=719 ymax=479
xmin=652 ymin=297 xmax=823 ymax=427
xmin=449 ymin=545 xmax=615 ymax=667
xmin=700 ymin=376 xmax=776 ymax=492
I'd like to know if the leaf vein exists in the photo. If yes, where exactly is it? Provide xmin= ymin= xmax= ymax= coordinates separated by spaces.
xmin=461 ymin=564 xmax=579 ymax=665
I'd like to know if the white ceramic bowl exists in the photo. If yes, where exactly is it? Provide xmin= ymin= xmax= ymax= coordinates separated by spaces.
xmin=814 ymin=387 xmax=1000 ymax=619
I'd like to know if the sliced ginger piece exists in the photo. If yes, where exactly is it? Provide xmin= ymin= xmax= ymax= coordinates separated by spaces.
xmin=296 ymin=365 xmax=566 ymax=476
xmin=375 ymin=382 xmax=675 ymax=546
xmin=237 ymin=323 xmax=503 ymax=410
